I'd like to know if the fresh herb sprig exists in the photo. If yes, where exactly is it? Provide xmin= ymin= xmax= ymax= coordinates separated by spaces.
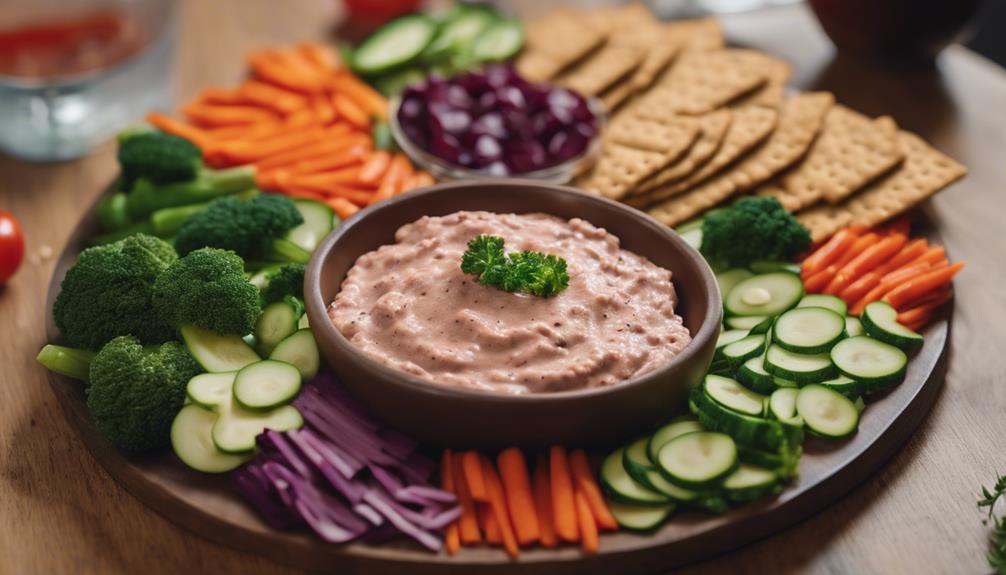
xmin=460 ymin=235 xmax=569 ymax=298
xmin=980 ymin=473 xmax=1006 ymax=573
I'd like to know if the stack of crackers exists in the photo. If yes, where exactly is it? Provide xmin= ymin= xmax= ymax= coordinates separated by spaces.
xmin=517 ymin=4 xmax=967 ymax=242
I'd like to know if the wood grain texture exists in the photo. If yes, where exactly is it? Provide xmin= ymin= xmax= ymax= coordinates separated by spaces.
xmin=1 ymin=1 xmax=1005 ymax=574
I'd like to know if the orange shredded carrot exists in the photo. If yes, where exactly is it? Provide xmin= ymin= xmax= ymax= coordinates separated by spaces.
xmin=549 ymin=446 xmax=579 ymax=543
xmin=145 ymin=112 xmax=211 ymax=148
xmin=497 ymin=448 xmax=540 ymax=546
xmin=450 ymin=448 xmax=481 ymax=545
xmin=480 ymin=455 xmax=520 ymax=558
xmin=441 ymin=450 xmax=461 ymax=556
xmin=568 ymin=450 xmax=618 ymax=531
xmin=801 ymin=228 xmax=860 ymax=279
xmin=462 ymin=452 xmax=489 ymax=502
xmin=359 ymin=151 xmax=392 ymax=184
xmin=325 ymin=197 xmax=359 ymax=220
xmin=533 ymin=455 xmax=558 ymax=548
xmin=575 ymin=491 xmax=599 ymax=555
xmin=332 ymin=93 xmax=370 ymax=131
xmin=884 ymin=262 xmax=964 ymax=310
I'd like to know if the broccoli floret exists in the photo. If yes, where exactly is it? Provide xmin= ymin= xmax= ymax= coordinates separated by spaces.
xmin=118 ymin=132 xmax=202 ymax=186
xmin=153 ymin=248 xmax=262 ymax=336
xmin=261 ymin=263 xmax=305 ymax=304
xmin=87 ymin=336 xmax=202 ymax=451
xmin=700 ymin=197 xmax=811 ymax=269
xmin=53 ymin=234 xmax=178 ymax=350
xmin=173 ymin=195 xmax=304 ymax=259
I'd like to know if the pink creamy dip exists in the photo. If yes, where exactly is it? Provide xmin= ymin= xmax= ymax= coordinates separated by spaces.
xmin=329 ymin=211 xmax=691 ymax=395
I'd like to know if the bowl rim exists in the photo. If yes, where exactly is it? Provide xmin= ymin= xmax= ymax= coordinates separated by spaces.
xmin=304 ymin=179 xmax=722 ymax=404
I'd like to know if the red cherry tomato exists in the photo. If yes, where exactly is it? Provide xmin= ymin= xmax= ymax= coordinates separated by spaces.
xmin=0 ymin=209 xmax=24 ymax=284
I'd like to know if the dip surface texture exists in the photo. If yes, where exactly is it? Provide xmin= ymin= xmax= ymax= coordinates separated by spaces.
xmin=329 ymin=211 xmax=691 ymax=394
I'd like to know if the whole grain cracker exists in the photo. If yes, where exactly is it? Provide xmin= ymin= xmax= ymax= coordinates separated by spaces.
xmin=584 ymin=116 xmax=701 ymax=199
xmin=647 ymin=92 xmax=834 ymax=226
xmin=627 ymin=105 xmax=778 ymax=207
xmin=516 ymin=8 xmax=606 ymax=82
xmin=559 ymin=44 xmax=646 ymax=96
xmin=606 ymin=10 xmax=683 ymax=93
xmin=629 ymin=49 xmax=770 ymax=117
xmin=606 ymin=112 xmax=700 ymax=152
xmin=796 ymin=130 xmax=966 ymax=241
xmin=728 ymin=51 xmax=792 ymax=110
xmin=600 ymin=81 xmax=638 ymax=114
xmin=756 ymin=105 xmax=904 ymax=212
xmin=664 ymin=17 xmax=725 ymax=52
xmin=630 ymin=109 xmax=732 ymax=196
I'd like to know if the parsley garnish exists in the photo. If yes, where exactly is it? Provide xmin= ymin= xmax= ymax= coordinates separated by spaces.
xmin=980 ymin=473 xmax=1006 ymax=573
xmin=460 ymin=235 xmax=569 ymax=298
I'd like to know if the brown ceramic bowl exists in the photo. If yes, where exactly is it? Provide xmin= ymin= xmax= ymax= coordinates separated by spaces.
xmin=304 ymin=181 xmax=721 ymax=449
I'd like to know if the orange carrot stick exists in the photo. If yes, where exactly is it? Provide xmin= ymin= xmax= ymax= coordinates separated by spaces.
xmin=238 ymin=80 xmax=308 ymax=116
xmin=850 ymin=260 xmax=935 ymax=315
xmin=297 ymin=42 xmax=340 ymax=73
xmin=359 ymin=151 xmax=392 ymax=184
xmin=254 ymin=132 xmax=364 ymax=171
xmin=289 ymin=149 xmax=368 ymax=176
xmin=183 ymin=103 xmax=279 ymax=128
xmin=332 ymin=93 xmax=371 ymax=131
xmin=410 ymin=171 xmax=435 ymax=189
xmin=899 ymin=284 xmax=952 ymax=311
xmin=838 ymin=238 xmax=929 ymax=303
xmin=441 ymin=450 xmax=461 ymax=555
xmin=905 ymin=311 xmax=935 ymax=333
xmin=568 ymin=450 xmax=618 ymax=531
xmin=462 ymin=452 xmax=489 ymax=502
xmin=311 ymin=93 xmax=337 ymax=125
xmin=881 ymin=216 xmax=912 ymax=238
xmin=325 ymin=197 xmax=360 ymax=220
xmin=198 ymin=87 xmax=246 ymax=106
xmin=450 ymin=449 xmax=481 ymax=545
xmin=145 ymin=112 xmax=211 ymax=148
xmin=288 ymin=166 xmax=363 ymax=188
xmin=575 ymin=491 xmax=599 ymax=555
xmin=804 ymin=266 xmax=838 ymax=294
xmin=897 ymin=290 xmax=952 ymax=325
xmin=274 ymin=185 xmax=327 ymax=201
xmin=249 ymin=50 xmax=327 ymax=93
xmin=368 ymin=154 xmax=410 ymax=205
xmin=481 ymin=505 xmax=502 ymax=544
xmin=801 ymin=228 xmax=860 ymax=279
xmin=533 ymin=455 xmax=558 ymax=548
xmin=293 ymin=184 xmax=374 ymax=205
xmin=884 ymin=262 xmax=964 ymax=310
xmin=824 ymin=233 xmax=907 ymax=295
xmin=834 ymin=232 xmax=880 ymax=269
xmin=333 ymin=72 xmax=389 ymax=119
xmin=217 ymin=127 xmax=326 ymax=164
xmin=497 ymin=448 xmax=540 ymax=546
xmin=549 ymin=446 xmax=579 ymax=543
xmin=480 ymin=455 xmax=520 ymax=558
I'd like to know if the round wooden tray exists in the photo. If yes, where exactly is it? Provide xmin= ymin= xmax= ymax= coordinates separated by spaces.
xmin=43 ymin=203 xmax=950 ymax=574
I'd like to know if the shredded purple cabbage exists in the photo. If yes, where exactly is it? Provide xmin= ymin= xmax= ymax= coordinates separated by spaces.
xmin=232 ymin=370 xmax=458 ymax=552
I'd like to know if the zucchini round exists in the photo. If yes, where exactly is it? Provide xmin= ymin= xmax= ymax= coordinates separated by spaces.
xmin=797 ymin=294 xmax=848 ymax=316
xmin=795 ymin=384 xmax=859 ymax=439
xmin=772 ymin=307 xmax=846 ymax=354
xmin=647 ymin=416 xmax=704 ymax=463
xmin=721 ymin=334 xmax=767 ymax=367
xmin=656 ymin=431 xmax=738 ymax=489
xmin=764 ymin=344 xmax=836 ymax=383
xmin=830 ymin=335 xmax=907 ymax=389
xmin=722 ymin=464 xmax=782 ymax=503
xmin=737 ymin=356 xmax=776 ymax=395
xmin=354 ymin=14 xmax=438 ymax=75
xmin=607 ymin=500 xmax=675 ymax=532
xmin=861 ymin=301 xmax=924 ymax=351
xmin=600 ymin=448 xmax=669 ymax=505
xmin=704 ymin=374 xmax=766 ymax=417
xmin=725 ymin=272 xmax=804 ymax=317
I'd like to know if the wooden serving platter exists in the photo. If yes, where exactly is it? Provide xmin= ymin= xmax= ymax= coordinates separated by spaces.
xmin=43 ymin=201 xmax=950 ymax=574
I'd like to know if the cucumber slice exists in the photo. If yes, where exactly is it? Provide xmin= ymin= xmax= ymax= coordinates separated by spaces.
xmin=764 ymin=345 xmax=836 ymax=383
xmin=721 ymin=334 xmax=766 ymax=367
xmin=212 ymin=404 xmax=303 ymax=454
xmin=748 ymin=317 xmax=775 ymax=335
xmin=722 ymin=464 xmax=781 ymax=503
xmin=373 ymin=67 xmax=427 ymax=97
xmin=676 ymin=218 xmax=704 ymax=250
xmin=716 ymin=329 xmax=750 ymax=353
xmin=647 ymin=416 xmax=704 ymax=462
xmin=286 ymin=200 xmax=337 ymax=253
xmin=298 ymin=313 xmax=310 ymax=329
xmin=861 ymin=301 xmax=924 ymax=351
xmin=423 ymin=7 xmax=495 ymax=61
xmin=716 ymin=269 xmax=754 ymax=303
xmin=772 ymin=307 xmax=846 ymax=354
xmin=471 ymin=18 xmax=524 ymax=63
xmin=725 ymin=272 xmax=804 ymax=317
xmin=845 ymin=316 xmax=865 ymax=337
xmin=768 ymin=387 xmax=799 ymax=421
xmin=354 ymin=14 xmax=438 ymax=75
xmin=600 ymin=448 xmax=669 ymax=505
xmin=270 ymin=328 xmax=320 ymax=381
xmin=705 ymin=374 xmax=766 ymax=417
xmin=181 ymin=325 xmax=260 ymax=373
xmin=725 ymin=315 xmax=770 ymax=331
xmin=640 ymin=469 xmax=699 ymax=502
xmin=750 ymin=260 xmax=802 ymax=275
xmin=737 ymin=445 xmax=801 ymax=479
xmin=819 ymin=375 xmax=863 ymax=399
xmin=656 ymin=431 xmax=738 ymax=489
xmin=797 ymin=294 xmax=848 ymax=316
xmin=171 ymin=405 xmax=250 ymax=473
xmin=607 ymin=500 xmax=675 ymax=532
xmin=737 ymin=356 xmax=776 ymax=394
xmin=795 ymin=384 xmax=859 ymax=439
xmin=623 ymin=437 xmax=656 ymax=484
xmin=690 ymin=385 xmax=794 ymax=452
xmin=233 ymin=360 xmax=302 ymax=411
xmin=255 ymin=298 xmax=303 ymax=356
xmin=830 ymin=336 xmax=907 ymax=389
xmin=248 ymin=264 xmax=282 ymax=290
xmin=774 ymin=377 xmax=799 ymax=388
xmin=187 ymin=372 xmax=236 ymax=410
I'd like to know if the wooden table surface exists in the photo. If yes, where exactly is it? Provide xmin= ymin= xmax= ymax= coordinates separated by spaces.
xmin=2 ymin=1 xmax=1005 ymax=573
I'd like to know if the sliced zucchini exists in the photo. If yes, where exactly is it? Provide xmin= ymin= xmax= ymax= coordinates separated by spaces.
xmin=248 ymin=264 xmax=282 ymax=290
xmin=750 ymin=260 xmax=802 ymax=275
xmin=772 ymin=307 xmax=846 ymax=354
xmin=285 ymin=200 xmax=337 ymax=253
xmin=737 ymin=445 xmax=801 ymax=479
xmin=354 ymin=14 xmax=438 ymax=75
xmin=639 ymin=468 xmax=699 ymax=502
xmin=725 ymin=315 xmax=770 ymax=331
xmin=716 ymin=269 xmax=754 ymax=303
xmin=171 ymin=404 xmax=250 ymax=473
xmin=255 ymin=297 xmax=303 ymax=356
xmin=721 ymin=334 xmax=766 ymax=367
xmin=716 ymin=329 xmax=750 ymax=354
xmin=623 ymin=437 xmax=656 ymax=484
xmin=676 ymin=219 xmax=703 ymax=250
xmin=270 ymin=328 xmax=320 ymax=381
xmin=722 ymin=464 xmax=782 ymax=503
xmin=187 ymin=372 xmax=236 ymax=410
xmin=768 ymin=387 xmax=799 ymax=421
xmin=181 ymin=325 xmax=260 ymax=373
xmin=773 ymin=377 xmax=799 ymax=389
xmin=818 ymin=375 xmax=863 ymax=399
xmin=830 ymin=336 xmax=907 ymax=389
xmin=705 ymin=374 xmax=766 ymax=417
xmin=748 ymin=316 xmax=775 ymax=335
xmin=233 ymin=360 xmax=302 ymax=411
xmin=795 ymin=384 xmax=859 ymax=439
xmin=471 ymin=18 xmax=524 ymax=63
xmin=647 ymin=416 xmax=704 ymax=462
xmin=212 ymin=404 xmax=303 ymax=454
xmin=600 ymin=448 xmax=669 ymax=505
xmin=725 ymin=272 xmax=804 ymax=317
xmin=845 ymin=315 xmax=865 ymax=337
xmin=656 ymin=431 xmax=738 ymax=489
xmin=690 ymin=385 xmax=791 ymax=452
xmin=861 ymin=301 xmax=924 ymax=351
xmin=297 ymin=313 xmax=310 ymax=330
xmin=737 ymin=356 xmax=776 ymax=395
xmin=764 ymin=344 xmax=836 ymax=383
xmin=607 ymin=500 xmax=675 ymax=532
xmin=423 ymin=6 xmax=495 ymax=61
xmin=797 ymin=294 xmax=848 ymax=316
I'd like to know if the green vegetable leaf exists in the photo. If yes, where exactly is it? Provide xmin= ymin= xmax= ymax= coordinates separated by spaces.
xmin=979 ymin=473 xmax=1006 ymax=573
xmin=460 ymin=236 xmax=569 ymax=298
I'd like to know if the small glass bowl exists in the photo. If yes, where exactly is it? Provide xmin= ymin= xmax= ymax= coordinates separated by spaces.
xmin=388 ymin=94 xmax=606 ymax=185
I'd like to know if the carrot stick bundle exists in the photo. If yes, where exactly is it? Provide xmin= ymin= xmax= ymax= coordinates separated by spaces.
xmin=568 ymin=450 xmax=618 ymax=531
xmin=884 ymin=262 xmax=964 ymax=310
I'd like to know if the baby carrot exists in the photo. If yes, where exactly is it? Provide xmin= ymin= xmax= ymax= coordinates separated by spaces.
xmin=332 ymin=93 xmax=370 ymax=131
xmin=218 ymin=127 xmax=326 ymax=164
xmin=325 ymin=197 xmax=360 ymax=220
xmin=575 ymin=491 xmax=599 ymax=555
xmin=533 ymin=455 xmax=558 ymax=548
xmin=480 ymin=455 xmax=520 ymax=558
xmin=409 ymin=171 xmax=435 ymax=189
xmin=801 ymin=228 xmax=860 ymax=279
xmin=850 ymin=261 xmax=934 ymax=315
xmin=145 ymin=112 xmax=211 ymax=148
xmin=497 ymin=448 xmax=540 ymax=546
xmin=441 ymin=450 xmax=461 ymax=556
xmin=840 ymin=238 xmax=930 ymax=303
xmin=568 ymin=449 xmax=618 ymax=531
xmin=450 ymin=451 xmax=481 ymax=545
xmin=549 ymin=446 xmax=579 ymax=543
xmin=275 ymin=185 xmax=327 ymax=201
xmin=359 ymin=151 xmax=392 ymax=184
xmin=833 ymin=232 xmax=880 ymax=269
xmin=462 ymin=451 xmax=488 ymax=502
xmin=884 ymin=262 xmax=964 ymax=310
